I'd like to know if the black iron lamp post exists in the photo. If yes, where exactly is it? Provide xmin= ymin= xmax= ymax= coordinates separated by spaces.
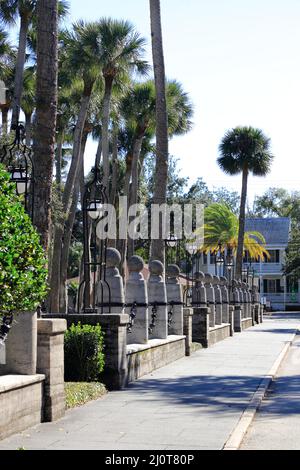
xmin=165 ymin=234 xmax=178 ymax=265
xmin=215 ymin=243 xmax=225 ymax=277
xmin=78 ymin=166 xmax=110 ymax=314
xmin=0 ymin=123 xmax=34 ymax=219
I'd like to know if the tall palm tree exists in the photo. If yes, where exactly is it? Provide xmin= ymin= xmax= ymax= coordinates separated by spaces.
xmin=120 ymin=79 xmax=193 ymax=258
xmin=202 ymin=203 xmax=269 ymax=261
xmin=218 ymin=126 xmax=274 ymax=279
xmin=0 ymin=0 xmax=69 ymax=130
xmin=149 ymin=0 xmax=169 ymax=264
xmin=33 ymin=0 xmax=58 ymax=252
xmin=21 ymin=66 xmax=35 ymax=145
xmin=97 ymin=18 xmax=148 ymax=189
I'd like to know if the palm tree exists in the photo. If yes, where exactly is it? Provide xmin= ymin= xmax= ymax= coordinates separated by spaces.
xmin=32 ymin=0 xmax=58 ymax=252
xmin=0 ymin=26 xmax=14 ymax=134
xmin=149 ymin=0 xmax=169 ymax=264
xmin=97 ymin=18 xmax=148 ymax=189
xmin=0 ymin=0 xmax=69 ymax=130
xmin=202 ymin=203 xmax=269 ymax=261
xmin=21 ymin=66 xmax=35 ymax=145
xmin=218 ymin=126 xmax=273 ymax=279
xmin=120 ymin=79 xmax=193 ymax=258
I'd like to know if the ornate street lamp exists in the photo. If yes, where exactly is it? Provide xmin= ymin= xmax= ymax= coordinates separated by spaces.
xmin=77 ymin=166 xmax=110 ymax=314
xmin=165 ymin=234 xmax=178 ymax=265
xmin=0 ymin=123 xmax=34 ymax=219
xmin=215 ymin=243 xmax=225 ymax=276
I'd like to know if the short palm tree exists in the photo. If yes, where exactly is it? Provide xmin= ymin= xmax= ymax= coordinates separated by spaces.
xmin=97 ymin=18 xmax=148 ymax=189
xmin=218 ymin=126 xmax=273 ymax=278
xmin=202 ymin=203 xmax=269 ymax=261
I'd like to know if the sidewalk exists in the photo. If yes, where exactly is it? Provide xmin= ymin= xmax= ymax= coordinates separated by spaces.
xmin=1 ymin=315 xmax=299 ymax=450
xmin=241 ymin=329 xmax=300 ymax=450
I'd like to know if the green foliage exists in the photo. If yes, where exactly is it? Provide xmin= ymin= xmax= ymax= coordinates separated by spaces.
xmin=202 ymin=203 xmax=269 ymax=260
xmin=65 ymin=382 xmax=107 ymax=409
xmin=0 ymin=165 xmax=48 ymax=315
xmin=218 ymin=126 xmax=274 ymax=177
xmin=64 ymin=323 xmax=105 ymax=382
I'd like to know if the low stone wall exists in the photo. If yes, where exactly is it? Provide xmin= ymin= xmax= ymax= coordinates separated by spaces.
xmin=127 ymin=336 xmax=186 ymax=383
xmin=209 ymin=324 xmax=231 ymax=347
xmin=0 ymin=375 xmax=45 ymax=440
xmin=241 ymin=317 xmax=254 ymax=331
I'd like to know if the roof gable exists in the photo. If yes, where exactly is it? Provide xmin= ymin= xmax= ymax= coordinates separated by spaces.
xmin=245 ymin=217 xmax=291 ymax=245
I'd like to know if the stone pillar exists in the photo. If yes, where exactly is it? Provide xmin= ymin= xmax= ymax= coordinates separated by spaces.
xmin=183 ymin=308 xmax=193 ymax=356
xmin=0 ymin=311 xmax=37 ymax=376
xmin=220 ymin=276 xmax=230 ymax=324
xmin=166 ymin=265 xmax=184 ymax=336
xmin=231 ymin=280 xmax=242 ymax=333
xmin=148 ymin=260 xmax=168 ymax=340
xmin=238 ymin=281 xmax=245 ymax=318
xmin=96 ymin=248 xmax=125 ymax=314
xmin=37 ymin=319 xmax=67 ymax=422
xmin=192 ymin=306 xmax=211 ymax=348
xmin=205 ymin=273 xmax=215 ymax=328
xmin=125 ymin=256 xmax=148 ymax=345
xmin=228 ymin=305 xmax=234 ymax=336
xmin=192 ymin=272 xmax=207 ymax=308
xmin=213 ymin=275 xmax=222 ymax=325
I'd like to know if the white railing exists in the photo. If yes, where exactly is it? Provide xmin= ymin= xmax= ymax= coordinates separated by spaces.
xmin=251 ymin=263 xmax=282 ymax=274
xmin=261 ymin=293 xmax=299 ymax=304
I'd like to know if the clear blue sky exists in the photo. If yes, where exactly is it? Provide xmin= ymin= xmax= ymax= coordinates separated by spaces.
xmin=66 ymin=0 xmax=300 ymax=202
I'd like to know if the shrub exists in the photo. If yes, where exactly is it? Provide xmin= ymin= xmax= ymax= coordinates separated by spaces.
xmin=64 ymin=323 xmax=105 ymax=382
xmin=0 ymin=164 xmax=48 ymax=316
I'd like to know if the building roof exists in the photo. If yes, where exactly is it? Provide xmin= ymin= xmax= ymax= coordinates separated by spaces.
xmin=245 ymin=217 xmax=291 ymax=246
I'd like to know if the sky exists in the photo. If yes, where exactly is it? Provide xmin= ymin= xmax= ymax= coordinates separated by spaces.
xmin=15 ymin=0 xmax=300 ymax=203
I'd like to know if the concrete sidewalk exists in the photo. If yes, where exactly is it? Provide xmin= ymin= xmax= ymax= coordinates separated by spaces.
xmin=1 ymin=315 xmax=299 ymax=450
xmin=241 ymin=329 xmax=300 ymax=450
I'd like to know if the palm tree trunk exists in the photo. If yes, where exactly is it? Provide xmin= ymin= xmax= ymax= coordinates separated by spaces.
xmin=48 ymin=89 xmax=92 ymax=313
xmin=110 ymin=130 xmax=118 ymax=206
xmin=25 ymin=112 xmax=32 ymax=146
xmin=11 ymin=14 xmax=30 ymax=130
xmin=102 ymin=76 xmax=113 ymax=191
xmin=59 ymin=131 xmax=89 ymax=313
xmin=1 ymin=106 xmax=8 ymax=135
xmin=55 ymin=133 xmax=64 ymax=189
xmin=149 ymin=0 xmax=169 ymax=264
xmin=128 ymin=136 xmax=144 ymax=258
xmin=33 ymin=0 xmax=58 ymax=252
xmin=236 ymin=167 xmax=249 ymax=279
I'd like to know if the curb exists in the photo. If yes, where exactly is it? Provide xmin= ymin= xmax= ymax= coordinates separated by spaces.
xmin=223 ymin=328 xmax=299 ymax=451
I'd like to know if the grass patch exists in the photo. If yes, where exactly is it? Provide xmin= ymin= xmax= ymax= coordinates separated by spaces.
xmin=65 ymin=382 xmax=107 ymax=409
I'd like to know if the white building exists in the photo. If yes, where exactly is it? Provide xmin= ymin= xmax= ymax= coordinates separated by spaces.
xmin=196 ymin=217 xmax=299 ymax=311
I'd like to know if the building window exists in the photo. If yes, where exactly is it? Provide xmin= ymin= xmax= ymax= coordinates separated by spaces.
xmin=264 ymin=250 xmax=280 ymax=263
xmin=203 ymin=253 xmax=208 ymax=265
xmin=210 ymin=252 xmax=216 ymax=265
xmin=263 ymin=279 xmax=283 ymax=293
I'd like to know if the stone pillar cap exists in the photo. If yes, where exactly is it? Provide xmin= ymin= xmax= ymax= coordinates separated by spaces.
xmin=106 ymin=248 xmax=121 ymax=268
xmin=149 ymin=260 xmax=164 ymax=276
xmin=166 ymin=264 xmax=180 ymax=278
xmin=195 ymin=271 xmax=205 ymax=281
xmin=128 ymin=255 xmax=144 ymax=273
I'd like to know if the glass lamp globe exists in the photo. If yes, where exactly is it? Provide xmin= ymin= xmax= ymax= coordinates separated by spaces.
xmin=185 ymin=242 xmax=198 ymax=256
xmin=87 ymin=201 xmax=103 ymax=220
xmin=166 ymin=235 xmax=177 ymax=248
xmin=11 ymin=169 xmax=29 ymax=195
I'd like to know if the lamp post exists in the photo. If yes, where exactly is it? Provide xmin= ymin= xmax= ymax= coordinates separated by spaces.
xmin=0 ymin=123 xmax=34 ymax=219
xmin=165 ymin=235 xmax=178 ymax=265
xmin=78 ymin=166 xmax=109 ymax=314
xmin=215 ymin=243 xmax=225 ymax=277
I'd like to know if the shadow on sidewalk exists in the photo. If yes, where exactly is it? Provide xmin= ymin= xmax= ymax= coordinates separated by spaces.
xmin=126 ymin=374 xmax=265 ymax=413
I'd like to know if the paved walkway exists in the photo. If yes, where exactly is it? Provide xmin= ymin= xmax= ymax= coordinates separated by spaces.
xmin=241 ymin=327 xmax=300 ymax=450
xmin=1 ymin=315 xmax=299 ymax=450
